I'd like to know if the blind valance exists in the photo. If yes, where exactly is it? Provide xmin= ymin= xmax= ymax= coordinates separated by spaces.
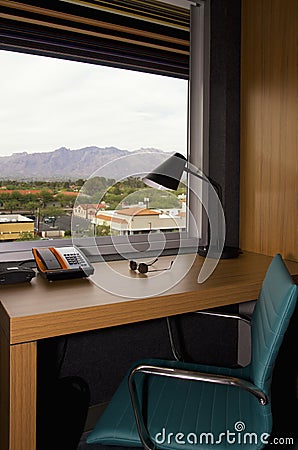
xmin=0 ymin=0 xmax=190 ymax=78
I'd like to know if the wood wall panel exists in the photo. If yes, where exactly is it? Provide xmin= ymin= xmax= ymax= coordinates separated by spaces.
xmin=240 ymin=0 xmax=297 ymax=261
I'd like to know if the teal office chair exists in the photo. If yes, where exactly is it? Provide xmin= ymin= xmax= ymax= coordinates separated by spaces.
xmin=87 ymin=254 xmax=298 ymax=449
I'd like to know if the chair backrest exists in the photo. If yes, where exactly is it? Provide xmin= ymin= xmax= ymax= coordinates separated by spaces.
xmin=249 ymin=253 xmax=298 ymax=395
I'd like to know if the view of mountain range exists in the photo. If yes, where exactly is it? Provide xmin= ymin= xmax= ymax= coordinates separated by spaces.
xmin=0 ymin=146 xmax=173 ymax=181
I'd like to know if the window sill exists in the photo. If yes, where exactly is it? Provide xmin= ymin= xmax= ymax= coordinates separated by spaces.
xmin=0 ymin=232 xmax=200 ymax=265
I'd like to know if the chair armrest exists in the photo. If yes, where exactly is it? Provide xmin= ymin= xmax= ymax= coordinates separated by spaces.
xmin=166 ymin=311 xmax=251 ymax=362
xmin=165 ymin=317 xmax=183 ymax=361
xmin=194 ymin=310 xmax=252 ymax=325
xmin=128 ymin=363 xmax=268 ymax=450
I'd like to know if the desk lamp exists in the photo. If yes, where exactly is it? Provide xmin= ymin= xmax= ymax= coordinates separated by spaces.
xmin=143 ymin=152 xmax=240 ymax=259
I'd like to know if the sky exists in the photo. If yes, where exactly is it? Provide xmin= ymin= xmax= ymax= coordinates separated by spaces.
xmin=0 ymin=50 xmax=188 ymax=157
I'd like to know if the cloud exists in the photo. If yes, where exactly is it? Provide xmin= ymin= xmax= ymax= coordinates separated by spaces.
xmin=0 ymin=50 xmax=188 ymax=156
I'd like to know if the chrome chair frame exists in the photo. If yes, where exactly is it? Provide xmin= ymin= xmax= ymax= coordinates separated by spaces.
xmin=128 ymin=363 xmax=268 ymax=450
xmin=165 ymin=310 xmax=251 ymax=363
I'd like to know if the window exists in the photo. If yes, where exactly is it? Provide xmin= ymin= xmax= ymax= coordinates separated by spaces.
xmin=0 ymin=0 xmax=209 ymax=261
xmin=0 ymin=49 xmax=187 ymax=246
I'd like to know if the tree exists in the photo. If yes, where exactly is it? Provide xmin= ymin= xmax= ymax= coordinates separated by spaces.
xmin=75 ymin=179 xmax=85 ymax=187
xmin=17 ymin=231 xmax=36 ymax=241
xmin=55 ymin=193 xmax=71 ymax=207
xmin=96 ymin=224 xmax=111 ymax=236
xmin=4 ymin=199 xmax=19 ymax=213
xmin=39 ymin=189 xmax=53 ymax=206
xmin=82 ymin=176 xmax=115 ymax=196
xmin=63 ymin=180 xmax=70 ymax=189
xmin=11 ymin=191 xmax=22 ymax=200
xmin=23 ymin=201 xmax=39 ymax=214
xmin=0 ymin=192 xmax=12 ymax=202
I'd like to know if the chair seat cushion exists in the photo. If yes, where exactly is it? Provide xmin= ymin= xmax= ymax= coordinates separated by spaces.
xmin=87 ymin=359 xmax=272 ymax=450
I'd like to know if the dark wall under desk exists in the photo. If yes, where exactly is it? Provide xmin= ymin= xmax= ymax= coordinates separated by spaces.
xmin=37 ymin=310 xmax=239 ymax=406
xmin=36 ymin=309 xmax=239 ymax=450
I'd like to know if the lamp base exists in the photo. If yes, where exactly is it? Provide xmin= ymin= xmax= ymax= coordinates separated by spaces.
xmin=198 ymin=245 xmax=242 ymax=259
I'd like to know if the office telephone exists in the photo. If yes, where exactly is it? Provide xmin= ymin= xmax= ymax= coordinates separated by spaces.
xmin=32 ymin=246 xmax=94 ymax=281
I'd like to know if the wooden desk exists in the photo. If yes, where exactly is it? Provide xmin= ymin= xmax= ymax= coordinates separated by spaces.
xmin=0 ymin=252 xmax=297 ymax=450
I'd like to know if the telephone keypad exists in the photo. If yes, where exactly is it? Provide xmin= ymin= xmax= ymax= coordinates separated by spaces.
xmin=64 ymin=252 xmax=88 ymax=267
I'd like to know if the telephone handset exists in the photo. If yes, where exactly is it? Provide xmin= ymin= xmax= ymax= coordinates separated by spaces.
xmin=32 ymin=246 xmax=94 ymax=281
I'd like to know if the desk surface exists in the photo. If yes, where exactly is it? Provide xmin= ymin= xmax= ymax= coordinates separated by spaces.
xmin=0 ymin=251 xmax=298 ymax=450
xmin=1 ymin=252 xmax=298 ymax=345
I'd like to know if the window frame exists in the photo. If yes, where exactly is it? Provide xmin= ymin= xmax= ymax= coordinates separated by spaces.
xmin=0 ymin=0 xmax=210 ymax=264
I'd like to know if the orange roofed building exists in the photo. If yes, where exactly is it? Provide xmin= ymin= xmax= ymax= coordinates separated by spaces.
xmin=94 ymin=207 xmax=185 ymax=235
xmin=0 ymin=189 xmax=52 ymax=196
xmin=73 ymin=203 xmax=107 ymax=220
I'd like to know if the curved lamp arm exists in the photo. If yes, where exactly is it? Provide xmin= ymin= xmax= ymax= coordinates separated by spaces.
xmin=184 ymin=165 xmax=226 ymax=282
xmin=185 ymin=166 xmax=223 ymax=203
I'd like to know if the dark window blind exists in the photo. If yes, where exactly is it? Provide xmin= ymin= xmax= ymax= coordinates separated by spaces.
xmin=0 ymin=0 xmax=189 ymax=78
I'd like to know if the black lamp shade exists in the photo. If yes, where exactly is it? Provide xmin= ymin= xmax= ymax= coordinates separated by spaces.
xmin=143 ymin=151 xmax=241 ymax=260
xmin=142 ymin=152 xmax=187 ymax=190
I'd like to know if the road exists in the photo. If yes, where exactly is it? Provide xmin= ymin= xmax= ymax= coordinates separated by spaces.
xmin=39 ymin=215 xmax=92 ymax=234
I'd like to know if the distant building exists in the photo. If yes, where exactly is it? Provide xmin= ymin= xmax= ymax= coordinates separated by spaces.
xmin=40 ymin=230 xmax=65 ymax=239
xmin=56 ymin=191 xmax=78 ymax=197
xmin=73 ymin=203 xmax=107 ymax=220
xmin=0 ymin=214 xmax=34 ymax=241
xmin=94 ymin=207 xmax=185 ymax=235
